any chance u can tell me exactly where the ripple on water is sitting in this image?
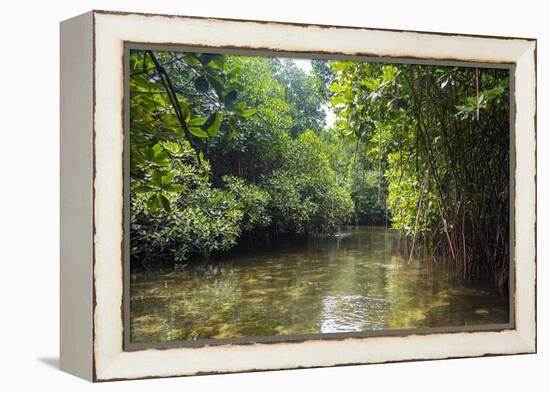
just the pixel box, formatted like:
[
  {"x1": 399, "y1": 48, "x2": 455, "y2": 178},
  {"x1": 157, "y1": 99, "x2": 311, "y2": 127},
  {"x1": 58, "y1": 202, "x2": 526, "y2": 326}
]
[{"x1": 320, "y1": 295, "x2": 389, "y2": 333}]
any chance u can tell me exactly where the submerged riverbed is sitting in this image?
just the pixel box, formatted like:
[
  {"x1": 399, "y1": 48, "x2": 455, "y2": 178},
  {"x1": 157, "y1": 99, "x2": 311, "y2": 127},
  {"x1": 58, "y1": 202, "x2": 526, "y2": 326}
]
[{"x1": 130, "y1": 226, "x2": 509, "y2": 343}]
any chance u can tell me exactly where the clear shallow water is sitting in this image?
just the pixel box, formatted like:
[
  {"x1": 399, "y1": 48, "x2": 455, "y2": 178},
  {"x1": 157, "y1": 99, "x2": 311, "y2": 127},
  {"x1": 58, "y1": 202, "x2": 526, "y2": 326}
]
[{"x1": 130, "y1": 227, "x2": 509, "y2": 343}]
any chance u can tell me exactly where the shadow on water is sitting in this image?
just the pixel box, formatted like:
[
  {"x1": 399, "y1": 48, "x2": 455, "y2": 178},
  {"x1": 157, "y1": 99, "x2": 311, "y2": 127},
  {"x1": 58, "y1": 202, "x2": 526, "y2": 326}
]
[{"x1": 130, "y1": 226, "x2": 509, "y2": 343}]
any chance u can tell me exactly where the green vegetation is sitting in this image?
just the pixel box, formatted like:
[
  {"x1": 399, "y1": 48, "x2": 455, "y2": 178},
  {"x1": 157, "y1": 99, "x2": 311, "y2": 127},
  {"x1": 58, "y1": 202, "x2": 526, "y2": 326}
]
[{"x1": 130, "y1": 50, "x2": 509, "y2": 291}]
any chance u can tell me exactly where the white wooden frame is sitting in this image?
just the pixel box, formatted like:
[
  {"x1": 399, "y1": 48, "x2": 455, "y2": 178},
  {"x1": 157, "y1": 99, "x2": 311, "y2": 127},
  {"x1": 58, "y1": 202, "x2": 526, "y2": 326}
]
[{"x1": 60, "y1": 10, "x2": 537, "y2": 382}]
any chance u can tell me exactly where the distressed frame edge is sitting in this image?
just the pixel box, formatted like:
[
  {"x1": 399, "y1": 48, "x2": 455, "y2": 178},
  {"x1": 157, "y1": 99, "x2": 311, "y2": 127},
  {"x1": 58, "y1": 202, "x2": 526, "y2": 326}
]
[
  {"x1": 89, "y1": 11, "x2": 537, "y2": 381},
  {"x1": 59, "y1": 11, "x2": 95, "y2": 382},
  {"x1": 511, "y1": 41, "x2": 537, "y2": 353},
  {"x1": 90, "y1": 9, "x2": 537, "y2": 42}
]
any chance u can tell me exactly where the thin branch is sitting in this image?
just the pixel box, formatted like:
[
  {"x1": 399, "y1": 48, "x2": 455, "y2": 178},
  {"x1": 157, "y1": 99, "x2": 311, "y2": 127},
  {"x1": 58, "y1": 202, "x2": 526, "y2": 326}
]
[{"x1": 146, "y1": 50, "x2": 202, "y2": 165}]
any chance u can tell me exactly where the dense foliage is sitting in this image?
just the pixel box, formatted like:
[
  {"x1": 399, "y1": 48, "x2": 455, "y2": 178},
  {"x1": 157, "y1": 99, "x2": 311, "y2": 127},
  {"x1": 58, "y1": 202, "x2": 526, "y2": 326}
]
[
  {"x1": 130, "y1": 51, "x2": 355, "y2": 266},
  {"x1": 329, "y1": 62, "x2": 510, "y2": 288},
  {"x1": 129, "y1": 50, "x2": 510, "y2": 291}
]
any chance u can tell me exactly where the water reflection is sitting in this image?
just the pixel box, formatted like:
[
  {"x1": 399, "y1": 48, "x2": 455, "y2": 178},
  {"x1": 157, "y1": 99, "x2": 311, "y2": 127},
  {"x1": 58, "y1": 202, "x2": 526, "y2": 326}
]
[
  {"x1": 320, "y1": 295, "x2": 388, "y2": 333},
  {"x1": 130, "y1": 227, "x2": 509, "y2": 343}
]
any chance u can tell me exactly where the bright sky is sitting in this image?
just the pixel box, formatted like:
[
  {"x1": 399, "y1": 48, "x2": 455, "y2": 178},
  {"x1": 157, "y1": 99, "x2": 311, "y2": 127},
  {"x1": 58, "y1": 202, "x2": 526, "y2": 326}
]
[
  {"x1": 290, "y1": 58, "x2": 336, "y2": 128},
  {"x1": 292, "y1": 58, "x2": 313, "y2": 73}
]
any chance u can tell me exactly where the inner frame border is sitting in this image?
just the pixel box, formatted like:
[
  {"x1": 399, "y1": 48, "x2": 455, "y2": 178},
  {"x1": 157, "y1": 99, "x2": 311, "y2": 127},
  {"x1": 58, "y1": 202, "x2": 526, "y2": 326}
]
[{"x1": 122, "y1": 41, "x2": 517, "y2": 352}]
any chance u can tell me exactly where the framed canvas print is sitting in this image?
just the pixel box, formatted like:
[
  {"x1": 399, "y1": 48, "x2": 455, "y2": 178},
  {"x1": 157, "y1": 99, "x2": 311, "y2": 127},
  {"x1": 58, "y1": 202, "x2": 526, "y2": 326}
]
[{"x1": 60, "y1": 10, "x2": 537, "y2": 381}]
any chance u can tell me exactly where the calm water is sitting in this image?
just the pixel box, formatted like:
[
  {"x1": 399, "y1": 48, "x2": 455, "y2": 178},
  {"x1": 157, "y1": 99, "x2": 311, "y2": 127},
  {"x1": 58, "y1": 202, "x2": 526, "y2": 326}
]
[{"x1": 130, "y1": 227, "x2": 509, "y2": 343}]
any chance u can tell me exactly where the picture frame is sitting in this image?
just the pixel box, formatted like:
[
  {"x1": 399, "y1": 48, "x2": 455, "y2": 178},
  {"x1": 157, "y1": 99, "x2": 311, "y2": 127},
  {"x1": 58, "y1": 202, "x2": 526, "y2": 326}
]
[{"x1": 60, "y1": 10, "x2": 536, "y2": 381}]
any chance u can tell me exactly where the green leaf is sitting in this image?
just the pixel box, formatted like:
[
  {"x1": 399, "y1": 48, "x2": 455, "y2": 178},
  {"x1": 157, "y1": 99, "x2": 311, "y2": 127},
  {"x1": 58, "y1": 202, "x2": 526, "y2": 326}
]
[
  {"x1": 188, "y1": 117, "x2": 206, "y2": 126},
  {"x1": 194, "y1": 76, "x2": 209, "y2": 93},
  {"x1": 145, "y1": 147, "x2": 155, "y2": 161},
  {"x1": 154, "y1": 149, "x2": 169, "y2": 163},
  {"x1": 147, "y1": 194, "x2": 159, "y2": 212},
  {"x1": 200, "y1": 54, "x2": 226, "y2": 69},
  {"x1": 152, "y1": 143, "x2": 163, "y2": 155},
  {"x1": 228, "y1": 101, "x2": 246, "y2": 111},
  {"x1": 183, "y1": 54, "x2": 200, "y2": 65},
  {"x1": 152, "y1": 171, "x2": 163, "y2": 186},
  {"x1": 224, "y1": 90, "x2": 238, "y2": 105},
  {"x1": 210, "y1": 55, "x2": 227, "y2": 70},
  {"x1": 198, "y1": 53, "x2": 217, "y2": 65},
  {"x1": 206, "y1": 74, "x2": 225, "y2": 97},
  {"x1": 143, "y1": 54, "x2": 153, "y2": 71},
  {"x1": 330, "y1": 95, "x2": 346, "y2": 106},
  {"x1": 130, "y1": 55, "x2": 140, "y2": 72},
  {"x1": 134, "y1": 185, "x2": 154, "y2": 193},
  {"x1": 163, "y1": 184, "x2": 185, "y2": 192},
  {"x1": 189, "y1": 127, "x2": 208, "y2": 138},
  {"x1": 201, "y1": 112, "x2": 223, "y2": 136},
  {"x1": 179, "y1": 100, "x2": 191, "y2": 121},
  {"x1": 159, "y1": 194, "x2": 171, "y2": 212},
  {"x1": 230, "y1": 102, "x2": 257, "y2": 118},
  {"x1": 161, "y1": 171, "x2": 175, "y2": 184},
  {"x1": 239, "y1": 108, "x2": 257, "y2": 118}
]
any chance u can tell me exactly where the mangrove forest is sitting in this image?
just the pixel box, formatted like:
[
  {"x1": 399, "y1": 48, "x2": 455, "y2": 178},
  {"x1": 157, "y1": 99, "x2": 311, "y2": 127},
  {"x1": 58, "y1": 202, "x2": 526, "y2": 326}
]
[{"x1": 129, "y1": 50, "x2": 510, "y2": 342}]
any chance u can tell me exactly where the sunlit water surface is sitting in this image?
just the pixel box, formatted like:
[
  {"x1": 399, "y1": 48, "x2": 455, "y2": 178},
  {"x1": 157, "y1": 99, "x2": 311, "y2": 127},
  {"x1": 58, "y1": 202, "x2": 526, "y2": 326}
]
[{"x1": 130, "y1": 227, "x2": 509, "y2": 343}]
